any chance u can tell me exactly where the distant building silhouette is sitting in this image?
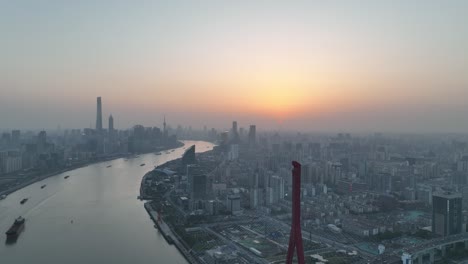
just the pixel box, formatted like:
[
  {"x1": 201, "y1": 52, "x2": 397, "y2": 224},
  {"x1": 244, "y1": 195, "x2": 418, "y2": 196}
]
[
  {"x1": 248, "y1": 125, "x2": 256, "y2": 146},
  {"x1": 231, "y1": 121, "x2": 239, "y2": 142},
  {"x1": 163, "y1": 115, "x2": 167, "y2": 139},
  {"x1": 432, "y1": 192, "x2": 462, "y2": 236},
  {"x1": 96, "y1": 97, "x2": 103, "y2": 132},
  {"x1": 1, "y1": 132, "x2": 11, "y2": 147},
  {"x1": 108, "y1": 114, "x2": 114, "y2": 132},
  {"x1": 182, "y1": 145, "x2": 196, "y2": 166},
  {"x1": 220, "y1": 131, "x2": 229, "y2": 147},
  {"x1": 227, "y1": 144, "x2": 239, "y2": 160},
  {"x1": 232, "y1": 121, "x2": 237, "y2": 134},
  {"x1": 37, "y1": 131, "x2": 47, "y2": 152},
  {"x1": 11, "y1": 130, "x2": 20, "y2": 146}
]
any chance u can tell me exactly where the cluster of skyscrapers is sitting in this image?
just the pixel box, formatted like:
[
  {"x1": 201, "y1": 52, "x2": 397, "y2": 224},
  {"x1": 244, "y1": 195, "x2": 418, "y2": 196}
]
[
  {"x1": 141, "y1": 126, "x2": 468, "y2": 264},
  {"x1": 0, "y1": 96, "x2": 182, "y2": 194}
]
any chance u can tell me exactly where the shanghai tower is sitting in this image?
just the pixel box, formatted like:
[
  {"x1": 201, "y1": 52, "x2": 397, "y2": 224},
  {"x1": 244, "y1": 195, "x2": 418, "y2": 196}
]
[{"x1": 96, "y1": 97, "x2": 103, "y2": 132}]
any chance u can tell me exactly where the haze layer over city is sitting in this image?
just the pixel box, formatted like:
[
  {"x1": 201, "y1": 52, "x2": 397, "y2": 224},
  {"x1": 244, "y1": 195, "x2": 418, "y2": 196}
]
[
  {"x1": 1, "y1": 0, "x2": 468, "y2": 132},
  {"x1": 1, "y1": 1, "x2": 468, "y2": 264}
]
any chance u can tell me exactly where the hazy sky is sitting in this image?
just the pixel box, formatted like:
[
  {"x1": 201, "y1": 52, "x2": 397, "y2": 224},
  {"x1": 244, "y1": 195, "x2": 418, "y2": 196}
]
[{"x1": 1, "y1": 0, "x2": 467, "y2": 132}]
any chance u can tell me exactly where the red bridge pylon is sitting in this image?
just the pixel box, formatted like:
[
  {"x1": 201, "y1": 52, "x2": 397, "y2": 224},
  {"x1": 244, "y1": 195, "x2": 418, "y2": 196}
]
[{"x1": 286, "y1": 161, "x2": 305, "y2": 264}]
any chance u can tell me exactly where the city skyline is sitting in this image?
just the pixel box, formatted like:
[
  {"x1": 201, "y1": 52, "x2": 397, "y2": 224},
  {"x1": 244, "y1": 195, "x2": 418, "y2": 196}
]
[
  {"x1": 3, "y1": 2, "x2": 468, "y2": 264},
  {"x1": 1, "y1": 1, "x2": 468, "y2": 132}
]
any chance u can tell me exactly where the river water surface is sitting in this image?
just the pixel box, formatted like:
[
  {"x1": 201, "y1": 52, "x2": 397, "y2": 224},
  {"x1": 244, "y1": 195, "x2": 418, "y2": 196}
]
[{"x1": 0, "y1": 140, "x2": 214, "y2": 264}]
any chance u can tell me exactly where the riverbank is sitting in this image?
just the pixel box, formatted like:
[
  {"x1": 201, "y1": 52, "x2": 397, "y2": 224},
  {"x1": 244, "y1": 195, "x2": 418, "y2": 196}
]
[
  {"x1": 144, "y1": 202, "x2": 199, "y2": 264},
  {"x1": 0, "y1": 141, "x2": 184, "y2": 197},
  {"x1": 1, "y1": 141, "x2": 214, "y2": 264},
  {"x1": 139, "y1": 157, "x2": 182, "y2": 200},
  {"x1": 140, "y1": 146, "x2": 218, "y2": 264}
]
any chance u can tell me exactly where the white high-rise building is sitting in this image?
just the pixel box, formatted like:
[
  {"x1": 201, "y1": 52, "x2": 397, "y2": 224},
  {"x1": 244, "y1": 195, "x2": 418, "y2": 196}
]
[
  {"x1": 249, "y1": 189, "x2": 258, "y2": 209},
  {"x1": 270, "y1": 175, "x2": 285, "y2": 204},
  {"x1": 227, "y1": 144, "x2": 239, "y2": 160}
]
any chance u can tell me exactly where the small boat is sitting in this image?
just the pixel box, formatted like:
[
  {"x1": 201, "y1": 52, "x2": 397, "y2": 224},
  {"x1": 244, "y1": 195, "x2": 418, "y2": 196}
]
[
  {"x1": 140, "y1": 163, "x2": 145, "y2": 166},
  {"x1": 106, "y1": 165, "x2": 112, "y2": 168},
  {"x1": 5, "y1": 216, "x2": 25, "y2": 239},
  {"x1": 20, "y1": 198, "x2": 28, "y2": 205},
  {"x1": 41, "y1": 185, "x2": 46, "y2": 189},
  {"x1": 64, "y1": 175, "x2": 70, "y2": 179},
  {"x1": 171, "y1": 150, "x2": 175, "y2": 152},
  {"x1": 0, "y1": 194, "x2": 6, "y2": 200},
  {"x1": 155, "y1": 152, "x2": 162, "y2": 155}
]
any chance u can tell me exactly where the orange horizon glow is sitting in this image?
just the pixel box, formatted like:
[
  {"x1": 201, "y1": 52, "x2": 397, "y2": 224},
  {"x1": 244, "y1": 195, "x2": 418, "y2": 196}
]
[{"x1": 102, "y1": 68, "x2": 395, "y2": 124}]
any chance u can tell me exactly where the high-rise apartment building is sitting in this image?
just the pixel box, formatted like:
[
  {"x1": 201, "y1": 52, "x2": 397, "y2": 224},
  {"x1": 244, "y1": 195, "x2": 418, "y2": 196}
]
[{"x1": 432, "y1": 192, "x2": 462, "y2": 236}]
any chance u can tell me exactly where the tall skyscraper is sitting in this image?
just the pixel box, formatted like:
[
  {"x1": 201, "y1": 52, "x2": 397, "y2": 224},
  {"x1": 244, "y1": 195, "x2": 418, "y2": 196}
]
[
  {"x1": 248, "y1": 125, "x2": 256, "y2": 146},
  {"x1": 187, "y1": 164, "x2": 207, "y2": 202},
  {"x1": 249, "y1": 171, "x2": 259, "y2": 209},
  {"x1": 231, "y1": 121, "x2": 239, "y2": 142},
  {"x1": 250, "y1": 171, "x2": 259, "y2": 189},
  {"x1": 232, "y1": 121, "x2": 237, "y2": 134},
  {"x1": 270, "y1": 175, "x2": 285, "y2": 204},
  {"x1": 96, "y1": 97, "x2": 103, "y2": 132},
  {"x1": 249, "y1": 188, "x2": 258, "y2": 209},
  {"x1": 108, "y1": 114, "x2": 114, "y2": 131},
  {"x1": 432, "y1": 192, "x2": 462, "y2": 236}
]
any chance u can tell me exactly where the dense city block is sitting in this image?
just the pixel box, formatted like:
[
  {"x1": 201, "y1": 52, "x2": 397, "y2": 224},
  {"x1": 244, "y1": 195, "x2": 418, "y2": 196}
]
[{"x1": 140, "y1": 121, "x2": 468, "y2": 264}]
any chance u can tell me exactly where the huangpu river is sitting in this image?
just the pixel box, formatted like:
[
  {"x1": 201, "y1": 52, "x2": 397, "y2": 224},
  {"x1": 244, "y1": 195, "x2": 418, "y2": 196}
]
[{"x1": 0, "y1": 141, "x2": 214, "y2": 264}]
